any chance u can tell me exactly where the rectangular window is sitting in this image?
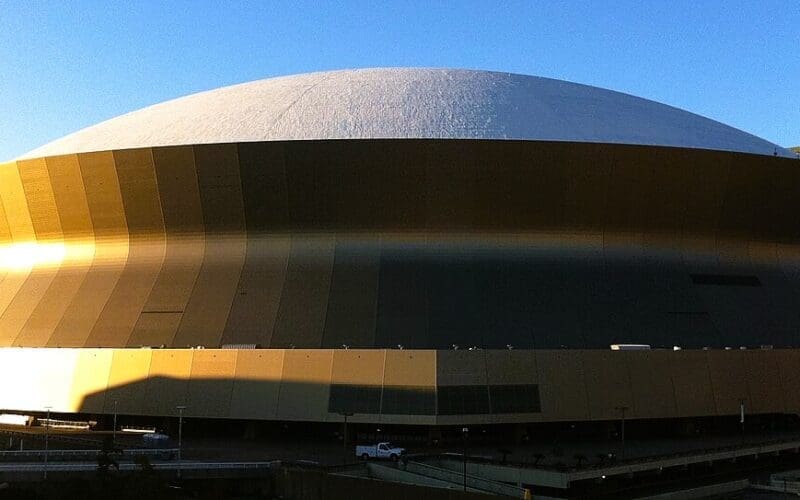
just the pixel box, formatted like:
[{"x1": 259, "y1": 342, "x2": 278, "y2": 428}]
[
  {"x1": 489, "y1": 384, "x2": 541, "y2": 414},
  {"x1": 328, "y1": 384, "x2": 382, "y2": 414},
  {"x1": 381, "y1": 385, "x2": 436, "y2": 415},
  {"x1": 437, "y1": 385, "x2": 491, "y2": 415},
  {"x1": 690, "y1": 274, "x2": 761, "y2": 287}
]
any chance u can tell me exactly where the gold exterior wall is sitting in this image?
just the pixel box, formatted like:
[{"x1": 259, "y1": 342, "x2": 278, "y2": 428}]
[
  {"x1": 0, "y1": 347, "x2": 797, "y2": 424},
  {"x1": 1, "y1": 139, "x2": 800, "y2": 423}
]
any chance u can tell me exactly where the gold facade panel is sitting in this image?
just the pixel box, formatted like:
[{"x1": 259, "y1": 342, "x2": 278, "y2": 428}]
[
  {"x1": 104, "y1": 349, "x2": 153, "y2": 415},
  {"x1": 582, "y1": 351, "x2": 635, "y2": 420},
  {"x1": 330, "y1": 349, "x2": 385, "y2": 385},
  {"x1": 706, "y1": 350, "x2": 748, "y2": 415},
  {"x1": 88, "y1": 149, "x2": 165, "y2": 346},
  {"x1": 383, "y1": 350, "x2": 436, "y2": 387},
  {"x1": 222, "y1": 236, "x2": 290, "y2": 347},
  {"x1": 143, "y1": 349, "x2": 193, "y2": 415},
  {"x1": 744, "y1": 350, "x2": 786, "y2": 414},
  {"x1": 670, "y1": 351, "x2": 715, "y2": 417},
  {"x1": 5, "y1": 269, "x2": 59, "y2": 346},
  {"x1": 625, "y1": 350, "x2": 677, "y2": 419},
  {"x1": 53, "y1": 153, "x2": 130, "y2": 347},
  {"x1": 77, "y1": 151, "x2": 128, "y2": 238},
  {"x1": 277, "y1": 349, "x2": 334, "y2": 420},
  {"x1": 536, "y1": 350, "x2": 589, "y2": 421},
  {"x1": 271, "y1": 237, "x2": 335, "y2": 348},
  {"x1": 0, "y1": 161, "x2": 35, "y2": 242},
  {"x1": 16, "y1": 158, "x2": 62, "y2": 241},
  {"x1": 86, "y1": 241, "x2": 164, "y2": 347},
  {"x1": 187, "y1": 349, "x2": 237, "y2": 417},
  {"x1": 436, "y1": 350, "x2": 488, "y2": 386},
  {"x1": 322, "y1": 239, "x2": 380, "y2": 348},
  {"x1": 129, "y1": 147, "x2": 204, "y2": 346},
  {"x1": 69, "y1": 349, "x2": 114, "y2": 413},
  {"x1": 229, "y1": 349, "x2": 284, "y2": 419},
  {"x1": 485, "y1": 350, "x2": 538, "y2": 385},
  {"x1": 776, "y1": 350, "x2": 800, "y2": 413}
]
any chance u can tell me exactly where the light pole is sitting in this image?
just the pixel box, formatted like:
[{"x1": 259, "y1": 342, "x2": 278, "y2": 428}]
[
  {"x1": 112, "y1": 400, "x2": 118, "y2": 447},
  {"x1": 339, "y1": 412, "x2": 353, "y2": 464},
  {"x1": 43, "y1": 406, "x2": 51, "y2": 480},
  {"x1": 176, "y1": 405, "x2": 186, "y2": 477},
  {"x1": 462, "y1": 427, "x2": 469, "y2": 492},
  {"x1": 615, "y1": 406, "x2": 629, "y2": 460}
]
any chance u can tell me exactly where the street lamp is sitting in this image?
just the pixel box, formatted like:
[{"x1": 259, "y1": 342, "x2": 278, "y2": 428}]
[
  {"x1": 615, "y1": 406, "x2": 629, "y2": 460},
  {"x1": 112, "y1": 400, "x2": 118, "y2": 447},
  {"x1": 43, "y1": 406, "x2": 51, "y2": 480},
  {"x1": 176, "y1": 405, "x2": 186, "y2": 470},
  {"x1": 462, "y1": 427, "x2": 469, "y2": 492},
  {"x1": 339, "y1": 412, "x2": 354, "y2": 464}
]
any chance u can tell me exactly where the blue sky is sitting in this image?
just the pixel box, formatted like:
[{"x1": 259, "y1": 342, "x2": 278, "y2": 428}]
[{"x1": 1, "y1": 1, "x2": 798, "y2": 160}]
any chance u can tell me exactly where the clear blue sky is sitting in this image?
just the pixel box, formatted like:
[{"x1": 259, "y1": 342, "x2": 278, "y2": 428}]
[{"x1": 1, "y1": 0, "x2": 798, "y2": 160}]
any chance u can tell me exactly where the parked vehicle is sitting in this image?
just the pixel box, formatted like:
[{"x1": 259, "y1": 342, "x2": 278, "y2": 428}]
[{"x1": 356, "y1": 442, "x2": 406, "y2": 460}]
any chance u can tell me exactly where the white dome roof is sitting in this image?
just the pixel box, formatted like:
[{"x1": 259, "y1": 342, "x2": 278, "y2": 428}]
[{"x1": 20, "y1": 68, "x2": 793, "y2": 159}]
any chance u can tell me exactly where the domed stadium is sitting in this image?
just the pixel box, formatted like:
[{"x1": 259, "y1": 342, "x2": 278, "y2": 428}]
[{"x1": 0, "y1": 68, "x2": 798, "y2": 425}]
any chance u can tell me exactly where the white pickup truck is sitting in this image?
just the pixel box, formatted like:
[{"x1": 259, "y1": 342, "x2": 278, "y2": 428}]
[{"x1": 356, "y1": 442, "x2": 406, "y2": 460}]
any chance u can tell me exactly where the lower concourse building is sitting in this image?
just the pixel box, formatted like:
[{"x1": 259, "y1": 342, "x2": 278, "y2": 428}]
[{"x1": 0, "y1": 68, "x2": 799, "y2": 425}]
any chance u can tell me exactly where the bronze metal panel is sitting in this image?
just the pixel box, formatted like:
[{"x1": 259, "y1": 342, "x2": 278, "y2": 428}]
[
  {"x1": 142, "y1": 349, "x2": 193, "y2": 416},
  {"x1": 485, "y1": 350, "x2": 538, "y2": 385},
  {"x1": 229, "y1": 349, "x2": 284, "y2": 419},
  {"x1": 582, "y1": 350, "x2": 635, "y2": 420},
  {"x1": 705, "y1": 350, "x2": 749, "y2": 416},
  {"x1": 322, "y1": 238, "x2": 380, "y2": 348},
  {"x1": 53, "y1": 152, "x2": 128, "y2": 347},
  {"x1": 172, "y1": 144, "x2": 246, "y2": 348},
  {"x1": 86, "y1": 149, "x2": 165, "y2": 347},
  {"x1": 23, "y1": 155, "x2": 94, "y2": 346},
  {"x1": 744, "y1": 349, "x2": 785, "y2": 414},
  {"x1": 187, "y1": 349, "x2": 237, "y2": 418},
  {"x1": 7, "y1": 158, "x2": 63, "y2": 346},
  {"x1": 270, "y1": 236, "x2": 335, "y2": 348},
  {"x1": 382, "y1": 349, "x2": 436, "y2": 423},
  {"x1": 276, "y1": 349, "x2": 333, "y2": 420},
  {"x1": 776, "y1": 350, "x2": 800, "y2": 413},
  {"x1": 129, "y1": 146, "x2": 204, "y2": 347},
  {"x1": 536, "y1": 350, "x2": 589, "y2": 421},
  {"x1": 237, "y1": 142, "x2": 289, "y2": 232},
  {"x1": 0, "y1": 162, "x2": 37, "y2": 345},
  {"x1": 330, "y1": 349, "x2": 385, "y2": 385},
  {"x1": 423, "y1": 140, "x2": 478, "y2": 230},
  {"x1": 17, "y1": 158, "x2": 62, "y2": 241},
  {"x1": 221, "y1": 236, "x2": 290, "y2": 347},
  {"x1": 69, "y1": 349, "x2": 114, "y2": 413},
  {"x1": 436, "y1": 350, "x2": 488, "y2": 386},
  {"x1": 625, "y1": 350, "x2": 677, "y2": 419},
  {"x1": 329, "y1": 350, "x2": 385, "y2": 421},
  {"x1": 670, "y1": 350, "x2": 716, "y2": 417},
  {"x1": 104, "y1": 349, "x2": 153, "y2": 415}
]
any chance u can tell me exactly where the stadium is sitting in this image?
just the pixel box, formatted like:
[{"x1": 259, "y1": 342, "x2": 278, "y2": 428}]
[{"x1": 0, "y1": 67, "x2": 798, "y2": 429}]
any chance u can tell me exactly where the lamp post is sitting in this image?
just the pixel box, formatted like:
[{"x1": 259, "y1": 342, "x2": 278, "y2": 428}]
[
  {"x1": 462, "y1": 427, "x2": 469, "y2": 492},
  {"x1": 339, "y1": 412, "x2": 354, "y2": 464},
  {"x1": 176, "y1": 405, "x2": 186, "y2": 478},
  {"x1": 112, "y1": 400, "x2": 118, "y2": 447},
  {"x1": 615, "y1": 406, "x2": 629, "y2": 460},
  {"x1": 43, "y1": 406, "x2": 51, "y2": 480}
]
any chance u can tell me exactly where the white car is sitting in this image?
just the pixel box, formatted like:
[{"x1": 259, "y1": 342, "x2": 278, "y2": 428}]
[{"x1": 356, "y1": 442, "x2": 406, "y2": 460}]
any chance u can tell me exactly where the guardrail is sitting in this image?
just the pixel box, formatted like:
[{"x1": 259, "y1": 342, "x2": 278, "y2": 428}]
[{"x1": 0, "y1": 448, "x2": 178, "y2": 462}]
